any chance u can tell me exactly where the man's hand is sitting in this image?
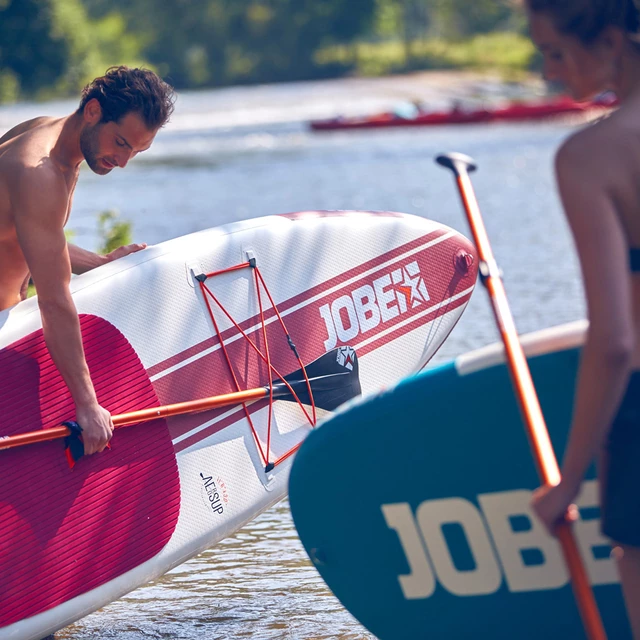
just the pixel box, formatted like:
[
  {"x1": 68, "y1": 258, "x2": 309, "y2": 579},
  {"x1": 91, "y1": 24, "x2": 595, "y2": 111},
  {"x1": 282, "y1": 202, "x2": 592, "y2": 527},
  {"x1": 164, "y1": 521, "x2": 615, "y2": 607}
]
[
  {"x1": 68, "y1": 242, "x2": 147, "y2": 274},
  {"x1": 75, "y1": 402, "x2": 114, "y2": 455},
  {"x1": 104, "y1": 243, "x2": 147, "y2": 263}
]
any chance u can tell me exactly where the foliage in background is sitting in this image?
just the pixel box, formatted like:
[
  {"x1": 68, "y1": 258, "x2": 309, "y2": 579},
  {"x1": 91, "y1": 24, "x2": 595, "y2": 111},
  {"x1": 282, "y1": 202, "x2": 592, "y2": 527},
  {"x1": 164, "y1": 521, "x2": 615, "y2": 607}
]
[
  {"x1": 316, "y1": 31, "x2": 536, "y2": 81},
  {"x1": 0, "y1": 0, "x2": 533, "y2": 103},
  {"x1": 96, "y1": 210, "x2": 132, "y2": 255},
  {"x1": 83, "y1": 0, "x2": 377, "y2": 88},
  {"x1": 0, "y1": 0, "x2": 147, "y2": 101},
  {"x1": 426, "y1": 0, "x2": 522, "y2": 38},
  {"x1": 26, "y1": 213, "x2": 132, "y2": 298}
]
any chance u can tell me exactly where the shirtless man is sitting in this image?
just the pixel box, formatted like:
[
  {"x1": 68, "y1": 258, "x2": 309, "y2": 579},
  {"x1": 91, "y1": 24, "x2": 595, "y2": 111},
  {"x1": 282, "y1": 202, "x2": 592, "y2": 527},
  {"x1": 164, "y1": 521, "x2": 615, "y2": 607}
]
[{"x1": 0, "y1": 66, "x2": 175, "y2": 456}]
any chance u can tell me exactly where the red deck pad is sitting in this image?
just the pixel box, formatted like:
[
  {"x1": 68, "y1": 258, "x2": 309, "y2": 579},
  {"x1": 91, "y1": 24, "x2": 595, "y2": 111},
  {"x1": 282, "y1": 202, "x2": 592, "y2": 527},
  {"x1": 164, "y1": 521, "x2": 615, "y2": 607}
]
[{"x1": 0, "y1": 315, "x2": 180, "y2": 629}]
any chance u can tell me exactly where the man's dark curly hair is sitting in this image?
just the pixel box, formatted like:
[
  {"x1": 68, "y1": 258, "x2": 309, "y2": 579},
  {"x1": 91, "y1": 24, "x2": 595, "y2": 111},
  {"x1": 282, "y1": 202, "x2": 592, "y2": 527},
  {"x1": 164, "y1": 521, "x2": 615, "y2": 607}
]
[{"x1": 77, "y1": 66, "x2": 176, "y2": 129}]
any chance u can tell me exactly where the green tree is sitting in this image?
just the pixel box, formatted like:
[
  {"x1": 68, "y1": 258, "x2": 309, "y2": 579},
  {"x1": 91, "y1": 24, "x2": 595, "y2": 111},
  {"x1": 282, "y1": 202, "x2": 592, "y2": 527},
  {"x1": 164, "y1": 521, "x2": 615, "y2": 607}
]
[
  {"x1": 220, "y1": 0, "x2": 377, "y2": 83},
  {"x1": 0, "y1": 0, "x2": 147, "y2": 102},
  {"x1": 85, "y1": 0, "x2": 377, "y2": 87},
  {"x1": 0, "y1": 0, "x2": 70, "y2": 97},
  {"x1": 428, "y1": 0, "x2": 517, "y2": 38}
]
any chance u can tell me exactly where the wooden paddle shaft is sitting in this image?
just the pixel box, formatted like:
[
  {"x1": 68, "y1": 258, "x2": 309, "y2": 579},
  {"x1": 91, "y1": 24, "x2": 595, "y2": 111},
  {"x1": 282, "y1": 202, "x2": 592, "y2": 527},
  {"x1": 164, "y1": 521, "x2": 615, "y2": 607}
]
[{"x1": 454, "y1": 169, "x2": 607, "y2": 640}]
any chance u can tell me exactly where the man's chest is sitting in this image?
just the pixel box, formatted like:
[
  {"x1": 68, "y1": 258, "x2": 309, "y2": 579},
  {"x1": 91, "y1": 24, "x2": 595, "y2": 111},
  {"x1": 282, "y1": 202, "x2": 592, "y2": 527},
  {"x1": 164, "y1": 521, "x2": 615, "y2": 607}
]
[{"x1": 62, "y1": 170, "x2": 79, "y2": 226}]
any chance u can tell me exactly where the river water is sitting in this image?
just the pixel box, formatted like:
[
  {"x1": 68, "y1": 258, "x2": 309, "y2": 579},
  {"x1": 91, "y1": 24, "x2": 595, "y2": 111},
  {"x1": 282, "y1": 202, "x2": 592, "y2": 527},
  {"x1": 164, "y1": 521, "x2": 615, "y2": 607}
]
[{"x1": 0, "y1": 72, "x2": 592, "y2": 639}]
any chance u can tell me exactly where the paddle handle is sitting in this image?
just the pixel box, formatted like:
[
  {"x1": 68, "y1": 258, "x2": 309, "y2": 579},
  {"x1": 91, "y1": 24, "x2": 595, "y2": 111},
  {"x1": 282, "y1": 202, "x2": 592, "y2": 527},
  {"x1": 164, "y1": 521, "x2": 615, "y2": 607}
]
[
  {"x1": 438, "y1": 153, "x2": 607, "y2": 640},
  {"x1": 0, "y1": 387, "x2": 269, "y2": 452}
]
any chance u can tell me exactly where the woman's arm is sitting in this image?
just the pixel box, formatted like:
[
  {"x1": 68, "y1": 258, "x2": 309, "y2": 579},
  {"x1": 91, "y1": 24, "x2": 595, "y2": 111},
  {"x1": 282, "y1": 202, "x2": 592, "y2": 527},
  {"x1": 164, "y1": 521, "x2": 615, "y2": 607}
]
[{"x1": 532, "y1": 132, "x2": 634, "y2": 532}]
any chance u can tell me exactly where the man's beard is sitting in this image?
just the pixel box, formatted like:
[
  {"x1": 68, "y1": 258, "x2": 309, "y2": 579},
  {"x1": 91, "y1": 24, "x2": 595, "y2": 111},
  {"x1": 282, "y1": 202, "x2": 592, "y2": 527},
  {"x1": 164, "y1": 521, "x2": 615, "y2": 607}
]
[{"x1": 80, "y1": 123, "x2": 109, "y2": 175}]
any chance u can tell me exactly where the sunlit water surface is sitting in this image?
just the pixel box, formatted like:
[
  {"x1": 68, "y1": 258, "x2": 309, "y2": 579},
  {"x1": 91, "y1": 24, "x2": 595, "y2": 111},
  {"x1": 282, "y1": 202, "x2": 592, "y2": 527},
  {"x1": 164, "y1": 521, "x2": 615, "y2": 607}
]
[{"x1": 0, "y1": 73, "x2": 594, "y2": 639}]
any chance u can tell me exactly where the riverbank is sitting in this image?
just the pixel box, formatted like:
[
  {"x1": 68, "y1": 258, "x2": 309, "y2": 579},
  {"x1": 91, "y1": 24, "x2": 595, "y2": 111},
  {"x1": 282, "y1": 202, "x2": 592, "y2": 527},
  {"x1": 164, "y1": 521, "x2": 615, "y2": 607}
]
[
  {"x1": 0, "y1": 69, "x2": 550, "y2": 137},
  {"x1": 291, "y1": 68, "x2": 550, "y2": 121},
  {"x1": 211, "y1": 68, "x2": 551, "y2": 124}
]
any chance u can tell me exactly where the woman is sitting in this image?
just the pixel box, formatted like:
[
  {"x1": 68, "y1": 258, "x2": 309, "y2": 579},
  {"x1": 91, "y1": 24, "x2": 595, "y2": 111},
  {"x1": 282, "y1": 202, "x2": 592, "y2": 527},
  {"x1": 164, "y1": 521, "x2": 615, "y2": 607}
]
[{"x1": 527, "y1": 0, "x2": 640, "y2": 634}]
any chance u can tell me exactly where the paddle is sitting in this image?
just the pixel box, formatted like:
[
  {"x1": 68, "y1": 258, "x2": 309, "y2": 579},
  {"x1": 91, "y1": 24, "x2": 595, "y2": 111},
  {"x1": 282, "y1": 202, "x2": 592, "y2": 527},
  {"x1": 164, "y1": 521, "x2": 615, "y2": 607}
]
[
  {"x1": 0, "y1": 346, "x2": 361, "y2": 452},
  {"x1": 436, "y1": 153, "x2": 607, "y2": 640}
]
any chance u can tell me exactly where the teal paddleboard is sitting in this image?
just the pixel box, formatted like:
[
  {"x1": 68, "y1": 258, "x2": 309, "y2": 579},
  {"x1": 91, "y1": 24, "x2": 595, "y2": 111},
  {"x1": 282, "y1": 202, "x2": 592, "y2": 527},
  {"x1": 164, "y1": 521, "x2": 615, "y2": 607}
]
[{"x1": 289, "y1": 320, "x2": 631, "y2": 639}]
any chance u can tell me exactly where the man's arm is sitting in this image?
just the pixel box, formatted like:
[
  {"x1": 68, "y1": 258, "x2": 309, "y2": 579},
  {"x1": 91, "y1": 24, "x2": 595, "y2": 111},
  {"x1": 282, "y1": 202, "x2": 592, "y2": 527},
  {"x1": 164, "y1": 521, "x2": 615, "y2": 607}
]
[
  {"x1": 14, "y1": 165, "x2": 113, "y2": 455},
  {"x1": 68, "y1": 242, "x2": 147, "y2": 275}
]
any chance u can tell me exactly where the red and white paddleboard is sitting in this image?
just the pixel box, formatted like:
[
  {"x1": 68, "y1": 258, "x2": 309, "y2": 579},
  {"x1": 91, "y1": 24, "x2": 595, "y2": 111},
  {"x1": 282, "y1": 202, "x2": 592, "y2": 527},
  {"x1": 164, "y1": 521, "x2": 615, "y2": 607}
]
[{"x1": 0, "y1": 211, "x2": 477, "y2": 640}]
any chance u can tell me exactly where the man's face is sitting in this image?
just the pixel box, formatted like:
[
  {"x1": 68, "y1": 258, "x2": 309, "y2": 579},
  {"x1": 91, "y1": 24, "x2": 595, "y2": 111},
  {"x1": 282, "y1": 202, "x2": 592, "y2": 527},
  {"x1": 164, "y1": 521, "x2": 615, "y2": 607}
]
[{"x1": 80, "y1": 111, "x2": 158, "y2": 175}]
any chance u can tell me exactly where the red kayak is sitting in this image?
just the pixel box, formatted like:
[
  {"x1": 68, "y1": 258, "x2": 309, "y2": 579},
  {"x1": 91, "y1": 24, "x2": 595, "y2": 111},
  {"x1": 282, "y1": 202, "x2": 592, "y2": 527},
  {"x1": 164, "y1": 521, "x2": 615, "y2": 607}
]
[{"x1": 310, "y1": 96, "x2": 616, "y2": 131}]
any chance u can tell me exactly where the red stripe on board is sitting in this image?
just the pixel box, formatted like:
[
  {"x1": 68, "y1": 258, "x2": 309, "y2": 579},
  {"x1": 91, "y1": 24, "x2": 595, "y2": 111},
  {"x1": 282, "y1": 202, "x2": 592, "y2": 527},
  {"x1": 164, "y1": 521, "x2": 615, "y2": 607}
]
[
  {"x1": 147, "y1": 228, "x2": 450, "y2": 378},
  {"x1": 171, "y1": 292, "x2": 472, "y2": 455},
  {"x1": 153, "y1": 234, "x2": 476, "y2": 450},
  {"x1": 0, "y1": 315, "x2": 180, "y2": 629}
]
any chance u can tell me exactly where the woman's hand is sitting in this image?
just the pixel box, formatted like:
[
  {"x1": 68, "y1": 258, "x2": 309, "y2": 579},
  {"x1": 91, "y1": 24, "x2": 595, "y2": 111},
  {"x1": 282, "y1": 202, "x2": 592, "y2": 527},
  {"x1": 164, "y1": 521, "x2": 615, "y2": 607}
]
[{"x1": 531, "y1": 480, "x2": 580, "y2": 536}]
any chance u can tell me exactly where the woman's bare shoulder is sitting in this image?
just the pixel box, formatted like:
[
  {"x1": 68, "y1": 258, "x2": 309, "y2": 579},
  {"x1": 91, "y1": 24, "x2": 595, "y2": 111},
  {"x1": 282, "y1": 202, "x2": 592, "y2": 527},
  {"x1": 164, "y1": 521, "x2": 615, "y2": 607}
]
[{"x1": 556, "y1": 110, "x2": 632, "y2": 176}]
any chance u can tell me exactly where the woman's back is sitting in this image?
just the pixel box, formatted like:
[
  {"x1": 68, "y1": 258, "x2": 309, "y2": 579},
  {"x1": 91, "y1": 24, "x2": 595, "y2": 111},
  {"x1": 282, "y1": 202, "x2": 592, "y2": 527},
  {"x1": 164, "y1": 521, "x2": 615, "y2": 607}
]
[{"x1": 571, "y1": 102, "x2": 640, "y2": 365}]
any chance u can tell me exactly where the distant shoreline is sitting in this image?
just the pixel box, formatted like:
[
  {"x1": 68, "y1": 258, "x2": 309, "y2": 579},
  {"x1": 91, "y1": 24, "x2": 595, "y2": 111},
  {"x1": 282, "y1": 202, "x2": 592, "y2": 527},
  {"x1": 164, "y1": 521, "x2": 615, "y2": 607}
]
[
  {"x1": 308, "y1": 68, "x2": 549, "y2": 103},
  {"x1": 0, "y1": 69, "x2": 552, "y2": 136}
]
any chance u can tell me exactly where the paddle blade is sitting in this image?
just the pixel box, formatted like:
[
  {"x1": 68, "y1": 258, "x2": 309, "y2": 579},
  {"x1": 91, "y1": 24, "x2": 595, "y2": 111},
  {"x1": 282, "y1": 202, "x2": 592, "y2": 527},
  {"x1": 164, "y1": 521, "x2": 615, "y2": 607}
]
[{"x1": 271, "y1": 346, "x2": 361, "y2": 411}]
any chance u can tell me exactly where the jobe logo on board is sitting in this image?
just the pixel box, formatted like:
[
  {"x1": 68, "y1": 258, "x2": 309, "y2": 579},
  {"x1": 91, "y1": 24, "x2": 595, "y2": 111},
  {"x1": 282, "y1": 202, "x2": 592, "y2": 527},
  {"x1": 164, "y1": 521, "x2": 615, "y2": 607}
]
[
  {"x1": 381, "y1": 479, "x2": 618, "y2": 599},
  {"x1": 320, "y1": 260, "x2": 430, "y2": 350}
]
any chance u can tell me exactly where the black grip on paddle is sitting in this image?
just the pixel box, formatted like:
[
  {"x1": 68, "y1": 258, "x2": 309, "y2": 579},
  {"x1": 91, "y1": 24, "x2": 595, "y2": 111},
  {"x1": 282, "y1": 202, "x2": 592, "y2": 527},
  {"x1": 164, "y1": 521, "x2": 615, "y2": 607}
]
[
  {"x1": 436, "y1": 152, "x2": 477, "y2": 176},
  {"x1": 63, "y1": 420, "x2": 85, "y2": 468}
]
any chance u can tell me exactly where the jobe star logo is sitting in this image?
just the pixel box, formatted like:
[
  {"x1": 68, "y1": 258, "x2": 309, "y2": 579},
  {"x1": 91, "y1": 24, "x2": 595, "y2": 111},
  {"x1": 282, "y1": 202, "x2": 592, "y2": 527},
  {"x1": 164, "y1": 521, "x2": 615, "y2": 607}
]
[
  {"x1": 320, "y1": 260, "x2": 430, "y2": 350},
  {"x1": 336, "y1": 346, "x2": 356, "y2": 371}
]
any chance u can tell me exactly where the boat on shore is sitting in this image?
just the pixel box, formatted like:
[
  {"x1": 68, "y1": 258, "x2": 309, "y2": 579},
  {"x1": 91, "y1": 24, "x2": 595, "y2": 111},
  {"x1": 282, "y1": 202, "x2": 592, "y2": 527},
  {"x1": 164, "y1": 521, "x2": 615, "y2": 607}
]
[{"x1": 309, "y1": 95, "x2": 617, "y2": 131}]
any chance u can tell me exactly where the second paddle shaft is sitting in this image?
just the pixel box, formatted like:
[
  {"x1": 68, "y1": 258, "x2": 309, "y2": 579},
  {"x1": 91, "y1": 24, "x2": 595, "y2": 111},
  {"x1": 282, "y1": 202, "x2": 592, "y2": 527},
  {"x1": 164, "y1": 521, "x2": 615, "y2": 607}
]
[
  {"x1": 437, "y1": 152, "x2": 607, "y2": 640},
  {"x1": 455, "y1": 168, "x2": 561, "y2": 486}
]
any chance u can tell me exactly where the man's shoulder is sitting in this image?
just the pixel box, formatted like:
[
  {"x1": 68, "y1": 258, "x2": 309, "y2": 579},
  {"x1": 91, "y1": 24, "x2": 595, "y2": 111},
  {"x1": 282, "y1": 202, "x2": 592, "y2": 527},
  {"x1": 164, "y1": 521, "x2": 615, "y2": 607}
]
[
  {"x1": 0, "y1": 116, "x2": 56, "y2": 146},
  {"x1": 11, "y1": 160, "x2": 69, "y2": 214},
  {"x1": 0, "y1": 118, "x2": 61, "y2": 176}
]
